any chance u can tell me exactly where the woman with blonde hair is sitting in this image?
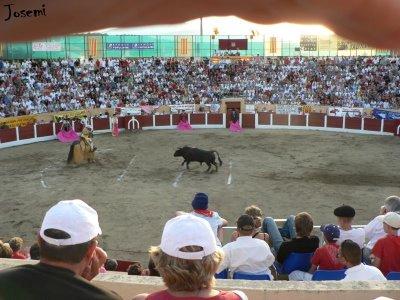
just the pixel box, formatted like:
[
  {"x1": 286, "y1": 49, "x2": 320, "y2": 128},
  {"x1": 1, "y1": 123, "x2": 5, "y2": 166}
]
[
  {"x1": 133, "y1": 214, "x2": 247, "y2": 300},
  {"x1": 231, "y1": 205, "x2": 269, "y2": 243}
]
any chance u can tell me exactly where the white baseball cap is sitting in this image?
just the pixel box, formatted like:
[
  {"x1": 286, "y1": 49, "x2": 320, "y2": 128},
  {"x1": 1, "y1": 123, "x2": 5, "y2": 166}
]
[
  {"x1": 383, "y1": 212, "x2": 400, "y2": 229},
  {"x1": 160, "y1": 214, "x2": 218, "y2": 260},
  {"x1": 40, "y1": 199, "x2": 102, "y2": 246}
]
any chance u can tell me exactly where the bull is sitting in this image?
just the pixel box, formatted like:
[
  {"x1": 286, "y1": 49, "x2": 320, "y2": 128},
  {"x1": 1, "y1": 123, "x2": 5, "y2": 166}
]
[{"x1": 174, "y1": 146, "x2": 223, "y2": 172}]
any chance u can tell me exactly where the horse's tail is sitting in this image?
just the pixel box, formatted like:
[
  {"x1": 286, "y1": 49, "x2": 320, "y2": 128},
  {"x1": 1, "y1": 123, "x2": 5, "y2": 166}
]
[
  {"x1": 212, "y1": 150, "x2": 223, "y2": 166},
  {"x1": 67, "y1": 141, "x2": 78, "y2": 164}
]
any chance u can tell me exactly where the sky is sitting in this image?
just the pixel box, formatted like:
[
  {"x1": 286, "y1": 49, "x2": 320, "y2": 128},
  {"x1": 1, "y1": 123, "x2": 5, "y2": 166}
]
[{"x1": 94, "y1": 16, "x2": 334, "y2": 39}]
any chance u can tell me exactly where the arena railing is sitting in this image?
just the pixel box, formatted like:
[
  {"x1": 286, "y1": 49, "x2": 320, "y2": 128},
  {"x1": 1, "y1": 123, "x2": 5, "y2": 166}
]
[{"x1": 0, "y1": 112, "x2": 397, "y2": 149}]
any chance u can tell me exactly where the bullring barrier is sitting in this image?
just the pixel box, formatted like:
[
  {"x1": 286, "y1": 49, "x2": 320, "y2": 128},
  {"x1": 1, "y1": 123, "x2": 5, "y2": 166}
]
[{"x1": 0, "y1": 112, "x2": 398, "y2": 149}]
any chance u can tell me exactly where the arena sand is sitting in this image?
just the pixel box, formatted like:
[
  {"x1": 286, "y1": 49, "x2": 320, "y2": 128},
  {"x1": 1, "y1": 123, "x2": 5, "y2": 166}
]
[{"x1": 0, "y1": 129, "x2": 399, "y2": 263}]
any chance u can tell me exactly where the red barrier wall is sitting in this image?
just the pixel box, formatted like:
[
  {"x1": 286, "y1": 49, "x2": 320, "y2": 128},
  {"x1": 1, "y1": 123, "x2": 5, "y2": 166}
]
[
  {"x1": 291, "y1": 115, "x2": 306, "y2": 126},
  {"x1": 55, "y1": 123, "x2": 63, "y2": 134},
  {"x1": 155, "y1": 115, "x2": 170, "y2": 126},
  {"x1": 0, "y1": 128, "x2": 17, "y2": 143},
  {"x1": 273, "y1": 114, "x2": 289, "y2": 125},
  {"x1": 345, "y1": 118, "x2": 362, "y2": 130},
  {"x1": 37, "y1": 123, "x2": 53, "y2": 137},
  {"x1": 18, "y1": 124, "x2": 35, "y2": 140},
  {"x1": 242, "y1": 114, "x2": 255, "y2": 128},
  {"x1": 327, "y1": 116, "x2": 342, "y2": 128},
  {"x1": 172, "y1": 114, "x2": 188, "y2": 125},
  {"x1": 190, "y1": 114, "x2": 205, "y2": 125},
  {"x1": 364, "y1": 119, "x2": 381, "y2": 131},
  {"x1": 93, "y1": 118, "x2": 110, "y2": 130},
  {"x1": 207, "y1": 113, "x2": 223, "y2": 125},
  {"x1": 383, "y1": 120, "x2": 399, "y2": 134},
  {"x1": 74, "y1": 121, "x2": 85, "y2": 132},
  {"x1": 309, "y1": 113, "x2": 324, "y2": 127},
  {"x1": 135, "y1": 115, "x2": 153, "y2": 128},
  {"x1": 258, "y1": 112, "x2": 270, "y2": 125}
]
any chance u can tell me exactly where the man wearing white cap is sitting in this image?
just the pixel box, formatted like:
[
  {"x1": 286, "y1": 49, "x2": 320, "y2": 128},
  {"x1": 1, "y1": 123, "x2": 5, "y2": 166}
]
[
  {"x1": 371, "y1": 212, "x2": 400, "y2": 276},
  {"x1": 0, "y1": 199, "x2": 122, "y2": 300}
]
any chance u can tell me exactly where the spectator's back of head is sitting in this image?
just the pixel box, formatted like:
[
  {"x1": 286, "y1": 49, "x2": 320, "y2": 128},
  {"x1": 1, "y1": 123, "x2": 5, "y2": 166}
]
[
  {"x1": 0, "y1": 243, "x2": 13, "y2": 258},
  {"x1": 340, "y1": 239, "x2": 362, "y2": 267},
  {"x1": 104, "y1": 258, "x2": 118, "y2": 271},
  {"x1": 29, "y1": 243, "x2": 40, "y2": 260},
  {"x1": 295, "y1": 212, "x2": 314, "y2": 237},
  {"x1": 8, "y1": 237, "x2": 23, "y2": 252},
  {"x1": 236, "y1": 214, "x2": 255, "y2": 235},
  {"x1": 38, "y1": 199, "x2": 102, "y2": 264},
  {"x1": 151, "y1": 214, "x2": 222, "y2": 292},
  {"x1": 127, "y1": 262, "x2": 143, "y2": 275},
  {"x1": 384, "y1": 196, "x2": 400, "y2": 213},
  {"x1": 244, "y1": 205, "x2": 263, "y2": 228}
]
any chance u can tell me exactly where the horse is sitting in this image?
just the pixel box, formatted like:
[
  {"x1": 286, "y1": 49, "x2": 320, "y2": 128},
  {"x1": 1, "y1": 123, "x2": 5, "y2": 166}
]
[{"x1": 67, "y1": 137, "x2": 96, "y2": 164}]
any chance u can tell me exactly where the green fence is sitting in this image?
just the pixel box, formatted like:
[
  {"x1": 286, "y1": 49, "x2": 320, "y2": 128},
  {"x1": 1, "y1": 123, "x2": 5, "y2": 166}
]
[{"x1": 0, "y1": 34, "x2": 392, "y2": 60}]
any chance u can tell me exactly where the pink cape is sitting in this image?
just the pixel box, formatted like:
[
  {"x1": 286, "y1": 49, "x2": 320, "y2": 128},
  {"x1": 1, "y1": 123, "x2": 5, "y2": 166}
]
[
  {"x1": 229, "y1": 121, "x2": 243, "y2": 133},
  {"x1": 57, "y1": 129, "x2": 79, "y2": 143},
  {"x1": 112, "y1": 122, "x2": 119, "y2": 137},
  {"x1": 177, "y1": 120, "x2": 192, "y2": 131}
]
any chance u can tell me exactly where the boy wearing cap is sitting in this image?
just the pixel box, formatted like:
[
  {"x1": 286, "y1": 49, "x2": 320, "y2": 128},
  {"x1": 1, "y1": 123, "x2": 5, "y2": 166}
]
[
  {"x1": 289, "y1": 224, "x2": 345, "y2": 281},
  {"x1": 217, "y1": 215, "x2": 275, "y2": 278},
  {"x1": 334, "y1": 205, "x2": 365, "y2": 248},
  {"x1": 371, "y1": 212, "x2": 400, "y2": 276},
  {"x1": 178, "y1": 192, "x2": 228, "y2": 247},
  {"x1": 0, "y1": 199, "x2": 122, "y2": 300},
  {"x1": 133, "y1": 214, "x2": 247, "y2": 300}
]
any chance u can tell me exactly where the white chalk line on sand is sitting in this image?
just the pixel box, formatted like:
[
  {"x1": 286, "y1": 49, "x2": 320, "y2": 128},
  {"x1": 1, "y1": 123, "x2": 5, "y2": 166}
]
[
  {"x1": 227, "y1": 160, "x2": 233, "y2": 185},
  {"x1": 97, "y1": 148, "x2": 113, "y2": 153},
  {"x1": 172, "y1": 171, "x2": 184, "y2": 188},
  {"x1": 39, "y1": 163, "x2": 61, "y2": 189},
  {"x1": 117, "y1": 156, "x2": 136, "y2": 182}
]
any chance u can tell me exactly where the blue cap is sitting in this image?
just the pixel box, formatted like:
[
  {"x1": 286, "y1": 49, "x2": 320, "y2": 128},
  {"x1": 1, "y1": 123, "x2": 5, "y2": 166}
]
[
  {"x1": 192, "y1": 193, "x2": 208, "y2": 210},
  {"x1": 320, "y1": 224, "x2": 340, "y2": 242}
]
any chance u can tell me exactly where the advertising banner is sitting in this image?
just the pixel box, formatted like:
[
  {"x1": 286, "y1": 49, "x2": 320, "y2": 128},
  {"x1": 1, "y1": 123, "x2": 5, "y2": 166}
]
[
  {"x1": 0, "y1": 115, "x2": 37, "y2": 128},
  {"x1": 372, "y1": 108, "x2": 400, "y2": 120},
  {"x1": 276, "y1": 105, "x2": 301, "y2": 115},
  {"x1": 169, "y1": 104, "x2": 195, "y2": 113},
  {"x1": 106, "y1": 43, "x2": 154, "y2": 50},
  {"x1": 32, "y1": 42, "x2": 62, "y2": 52},
  {"x1": 328, "y1": 107, "x2": 363, "y2": 117},
  {"x1": 120, "y1": 107, "x2": 142, "y2": 116}
]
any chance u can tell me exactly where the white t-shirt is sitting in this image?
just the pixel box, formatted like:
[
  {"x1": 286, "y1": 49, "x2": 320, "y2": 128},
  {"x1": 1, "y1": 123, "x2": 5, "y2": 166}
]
[
  {"x1": 342, "y1": 264, "x2": 386, "y2": 281},
  {"x1": 191, "y1": 211, "x2": 224, "y2": 246},
  {"x1": 364, "y1": 215, "x2": 386, "y2": 249},
  {"x1": 337, "y1": 228, "x2": 365, "y2": 248},
  {"x1": 217, "y1": 236, "x2": 275, "y2": 277}
]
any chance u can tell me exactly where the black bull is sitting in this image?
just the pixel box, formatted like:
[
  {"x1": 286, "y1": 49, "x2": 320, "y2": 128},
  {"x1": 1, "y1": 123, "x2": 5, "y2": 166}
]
[{"x1": 174, "y1": 146, "x2": 223, "y2": 172}]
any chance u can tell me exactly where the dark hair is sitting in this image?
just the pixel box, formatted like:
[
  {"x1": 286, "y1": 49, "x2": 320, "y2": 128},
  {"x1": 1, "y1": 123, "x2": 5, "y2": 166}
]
[
  {"x1": 295, "y1": 212, "x2": 314, "y2": 237},
  {"x1": 104, "y1": 258, "x2": 118, "y2": 271},
  {"x1": 340, "y1": 240, "x2": 361, "y2": 266},
  {"x1": 127, "y1": 262, "x2": 143, "y2": 275},
  {"x1": 38, "y1": 235, "x2": 96, "y2": 264},
  {"x1": 29, "y1": 243, "x2": 40, "y2": 260}
]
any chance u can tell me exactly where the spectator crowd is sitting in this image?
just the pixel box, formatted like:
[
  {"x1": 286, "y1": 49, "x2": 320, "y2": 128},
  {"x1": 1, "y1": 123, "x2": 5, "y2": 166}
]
[
  {"x1": 0, "y1": 194, "x2": 399, "y2": 299},
  {"x1": 1, "y1": 56, "x2": 400, "y2": 118}
]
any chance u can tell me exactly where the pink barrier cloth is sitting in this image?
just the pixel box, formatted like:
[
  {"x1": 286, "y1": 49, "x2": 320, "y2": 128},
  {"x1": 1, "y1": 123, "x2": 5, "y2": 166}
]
[
  {"x1": 229, "y1": 121, "x2": 243, "y2": 133},
  {"x1": 177, "y1": 120, "x2": 192, "y2": 131},
  {"x1": 57, "y1": 129, "x2": 79, "y2": 143}
]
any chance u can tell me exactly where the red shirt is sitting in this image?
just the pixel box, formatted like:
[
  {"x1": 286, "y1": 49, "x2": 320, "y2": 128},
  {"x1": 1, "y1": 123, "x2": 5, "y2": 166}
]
[
  {"x1": 311, "y1": 243, "x2": 345, "y2": 270},
  {"x1": 146, "y1": 290, "x2": 242, "y2": 300},
  {"x1": 11, "y1": 251, "x2": 27, "y2": 259},
  {"x1": 372, "y1": 234, "x2": 400, "y2": 276}
]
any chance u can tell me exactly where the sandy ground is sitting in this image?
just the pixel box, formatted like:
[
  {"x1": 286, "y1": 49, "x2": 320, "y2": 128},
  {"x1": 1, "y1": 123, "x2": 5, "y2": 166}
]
[{"x1": 0, "y1": 129, "x2": 399, "y2": 263}]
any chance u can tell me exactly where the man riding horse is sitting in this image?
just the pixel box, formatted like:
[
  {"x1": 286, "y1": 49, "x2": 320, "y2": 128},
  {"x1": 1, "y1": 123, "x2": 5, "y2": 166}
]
[{"x1": 67, "y1": 126, "x2": 96, "y2": 164}]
